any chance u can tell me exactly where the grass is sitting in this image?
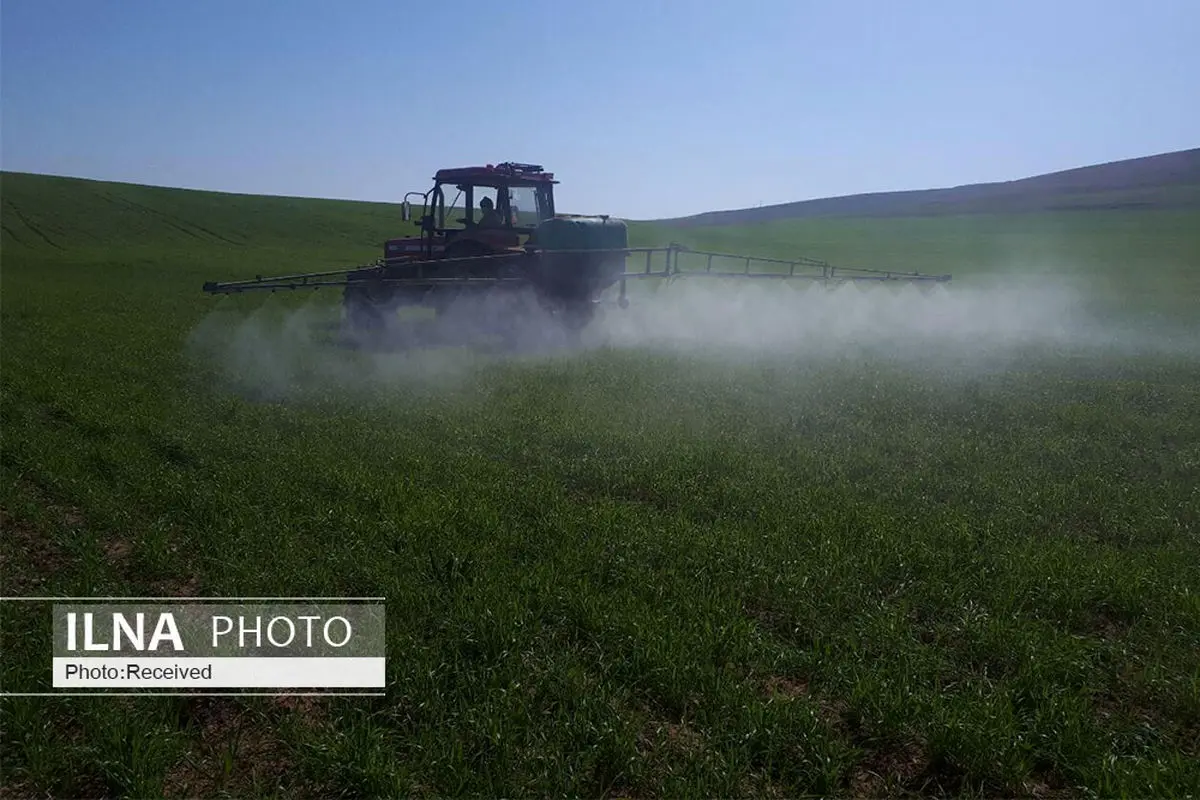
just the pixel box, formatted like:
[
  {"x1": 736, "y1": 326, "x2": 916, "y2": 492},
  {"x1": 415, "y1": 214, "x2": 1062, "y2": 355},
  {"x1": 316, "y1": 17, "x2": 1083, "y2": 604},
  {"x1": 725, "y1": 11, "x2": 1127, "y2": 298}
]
[{"x1": 2, "y1": 171, "x2": 1199, "y2": 797}]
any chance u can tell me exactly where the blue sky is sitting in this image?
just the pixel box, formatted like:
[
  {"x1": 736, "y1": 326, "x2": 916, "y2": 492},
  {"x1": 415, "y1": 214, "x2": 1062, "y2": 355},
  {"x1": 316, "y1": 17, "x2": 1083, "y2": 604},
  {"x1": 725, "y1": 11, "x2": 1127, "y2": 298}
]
[{"x1": 2, "y1": 0, "x2": 1197, "y2": 219}]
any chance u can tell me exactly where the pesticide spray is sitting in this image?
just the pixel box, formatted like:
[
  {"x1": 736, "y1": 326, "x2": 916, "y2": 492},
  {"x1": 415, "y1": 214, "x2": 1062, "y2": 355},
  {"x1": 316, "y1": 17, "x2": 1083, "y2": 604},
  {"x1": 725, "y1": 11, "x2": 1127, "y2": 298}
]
[{"x1": 185, "y1": 271, "x2": 1198, "y2": 404}]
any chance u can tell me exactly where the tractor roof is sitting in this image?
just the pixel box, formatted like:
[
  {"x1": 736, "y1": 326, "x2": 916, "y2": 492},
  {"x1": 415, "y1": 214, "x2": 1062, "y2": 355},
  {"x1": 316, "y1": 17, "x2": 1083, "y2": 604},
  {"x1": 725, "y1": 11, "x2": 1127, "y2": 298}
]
[{"x1": 434, "y1": 162, "x2": 557, "y2": 187}]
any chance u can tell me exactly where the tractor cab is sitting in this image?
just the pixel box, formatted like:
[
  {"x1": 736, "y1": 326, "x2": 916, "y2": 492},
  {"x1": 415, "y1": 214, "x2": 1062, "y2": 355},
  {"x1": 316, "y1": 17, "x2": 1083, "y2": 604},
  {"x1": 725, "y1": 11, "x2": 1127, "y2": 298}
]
[{"x1": 388, "y1": 162, "x2": 558, "y2": 262}]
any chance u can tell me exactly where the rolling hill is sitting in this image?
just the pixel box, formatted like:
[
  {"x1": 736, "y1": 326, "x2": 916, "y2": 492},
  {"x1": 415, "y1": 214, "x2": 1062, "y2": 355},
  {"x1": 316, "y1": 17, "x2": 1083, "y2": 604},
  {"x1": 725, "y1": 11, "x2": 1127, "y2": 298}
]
[
  {"x1": 0, "y1": 171, "x2": 405, "y2": 260},
  {"x1": 4, "y1": 148, "x2": 1199, "y2": 240},
  {"x1": 657, "y1": 147, "x2": 1200, "y2": 226}
]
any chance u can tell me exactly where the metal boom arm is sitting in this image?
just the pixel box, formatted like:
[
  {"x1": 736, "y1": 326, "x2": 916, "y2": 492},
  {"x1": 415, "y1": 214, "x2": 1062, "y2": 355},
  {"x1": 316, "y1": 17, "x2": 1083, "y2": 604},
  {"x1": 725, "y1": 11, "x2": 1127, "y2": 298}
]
[{"x1": 201, "y1": 244, "x2": 951, "y2": 296}]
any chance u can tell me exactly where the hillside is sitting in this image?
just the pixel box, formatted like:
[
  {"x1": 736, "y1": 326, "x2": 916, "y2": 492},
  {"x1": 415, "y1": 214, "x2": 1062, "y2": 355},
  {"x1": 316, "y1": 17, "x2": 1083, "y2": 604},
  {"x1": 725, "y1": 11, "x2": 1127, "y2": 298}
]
[
  {"x1": 0, "y1": 171, "x2": 412, "y2": 264},
  {"x1": 659, "y1": 147, "x2": 1200, "y2": 227},
  {"x1": 5, "y1": 148, "x2": 1198, "y2": 244}
]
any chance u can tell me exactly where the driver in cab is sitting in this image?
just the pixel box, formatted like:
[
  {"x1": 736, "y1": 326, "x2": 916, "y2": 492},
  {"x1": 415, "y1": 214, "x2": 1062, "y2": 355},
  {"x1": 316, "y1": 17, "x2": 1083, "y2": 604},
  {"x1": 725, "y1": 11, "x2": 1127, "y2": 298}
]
[{"x1": 476, "y1": 196, "x2": 503, "y2": 228}]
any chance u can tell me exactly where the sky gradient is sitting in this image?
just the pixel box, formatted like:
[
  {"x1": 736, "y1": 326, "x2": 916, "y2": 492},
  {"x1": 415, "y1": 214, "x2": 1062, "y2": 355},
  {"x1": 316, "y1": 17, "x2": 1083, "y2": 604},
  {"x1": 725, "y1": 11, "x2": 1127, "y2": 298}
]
[{"x1": 2, "y1": 0, "x2": 1197, "y2": 219}]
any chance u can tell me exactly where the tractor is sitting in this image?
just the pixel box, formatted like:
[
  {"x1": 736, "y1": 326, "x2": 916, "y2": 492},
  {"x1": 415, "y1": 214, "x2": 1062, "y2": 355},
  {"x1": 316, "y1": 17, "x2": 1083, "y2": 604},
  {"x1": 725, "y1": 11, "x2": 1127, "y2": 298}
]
[
  {"x1": 202, "y1": 160, "x2": 952, "y2": 344},
  {"x1": 338, "y1": 161, "x2": 629, "y2": 336}
]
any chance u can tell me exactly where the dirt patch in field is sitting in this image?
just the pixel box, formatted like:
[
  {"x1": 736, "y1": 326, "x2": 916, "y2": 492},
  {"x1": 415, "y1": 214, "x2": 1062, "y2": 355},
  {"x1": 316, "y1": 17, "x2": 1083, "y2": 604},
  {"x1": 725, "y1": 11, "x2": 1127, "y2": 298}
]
[
  {"x1": 759, "y1": 672, "x2": 852, "y2": 740},
  {"x1": 847, "y1": 738, "x2": 931, "y2": 797},
  {"x1": 0, "y1": 780, "x2": 38, "y2": 800},
  {"x1": 0, "y1": 506, "x2": 69, "y2": 594},
  {"x1": 632, "y1": 711, "x2": 708, "y2": 794},
  {"x1": 163, "y1": 697, "x2": 321, "y2": 799},
  {"x1": 103, "y1": 537, "x2": 132, "y2": 564},
  {"x1": 1085, "y1": 608, "x2": 1135, "y2": 641},
  {"x1": 741, "y1": 595, "x2": 827, "y2": 651},
  {"x1": 763, "y1": 674, "x2": 811, "y2": 700},
  {"x1": 0, "y1": 777, "x2": 112, "y2": 800},
  {"x1": 645, "y1": 718, "x2": 705, "y2": 754},
  {"x1": 269, "y1": 695, "x2": 330, "y2": 731},
  {"x1": 151, "y1": 574, "x2": 202, "y2": 597},
  {"x1": 2, "y1": 479, "x2": 203, "y2": 597},
  {"x1": 736, "y1": 774, "x2": 791, "y2": 799},
  {"x1": 1021, "y1": 771, "x2": 1076, "y2": 798}
]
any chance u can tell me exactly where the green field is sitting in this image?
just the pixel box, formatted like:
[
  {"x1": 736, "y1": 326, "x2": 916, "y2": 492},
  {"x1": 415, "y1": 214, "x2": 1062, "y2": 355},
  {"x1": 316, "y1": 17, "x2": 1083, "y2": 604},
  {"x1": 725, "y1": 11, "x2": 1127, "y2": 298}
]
[{"x1": 2, "y1": 171, "x2": 1199, "y2": 797}]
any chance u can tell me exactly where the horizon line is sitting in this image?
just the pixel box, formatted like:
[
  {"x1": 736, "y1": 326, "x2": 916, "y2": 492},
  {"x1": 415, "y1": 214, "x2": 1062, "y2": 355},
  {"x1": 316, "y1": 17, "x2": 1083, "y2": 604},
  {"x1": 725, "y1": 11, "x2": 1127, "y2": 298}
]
[{"x1": 3, "y1": 144, "x2": 1197, "y2": 222}]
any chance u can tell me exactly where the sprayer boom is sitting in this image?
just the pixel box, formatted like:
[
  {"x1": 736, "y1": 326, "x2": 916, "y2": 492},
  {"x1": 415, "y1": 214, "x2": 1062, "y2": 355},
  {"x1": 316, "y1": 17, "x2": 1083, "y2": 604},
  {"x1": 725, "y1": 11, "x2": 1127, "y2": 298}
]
[
  {"x1": 617, "y1": 244, "x2": 952, "y2": 283},
  {"x1": 201, "y1": 244, "x2": 950, "y2": 297}
]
